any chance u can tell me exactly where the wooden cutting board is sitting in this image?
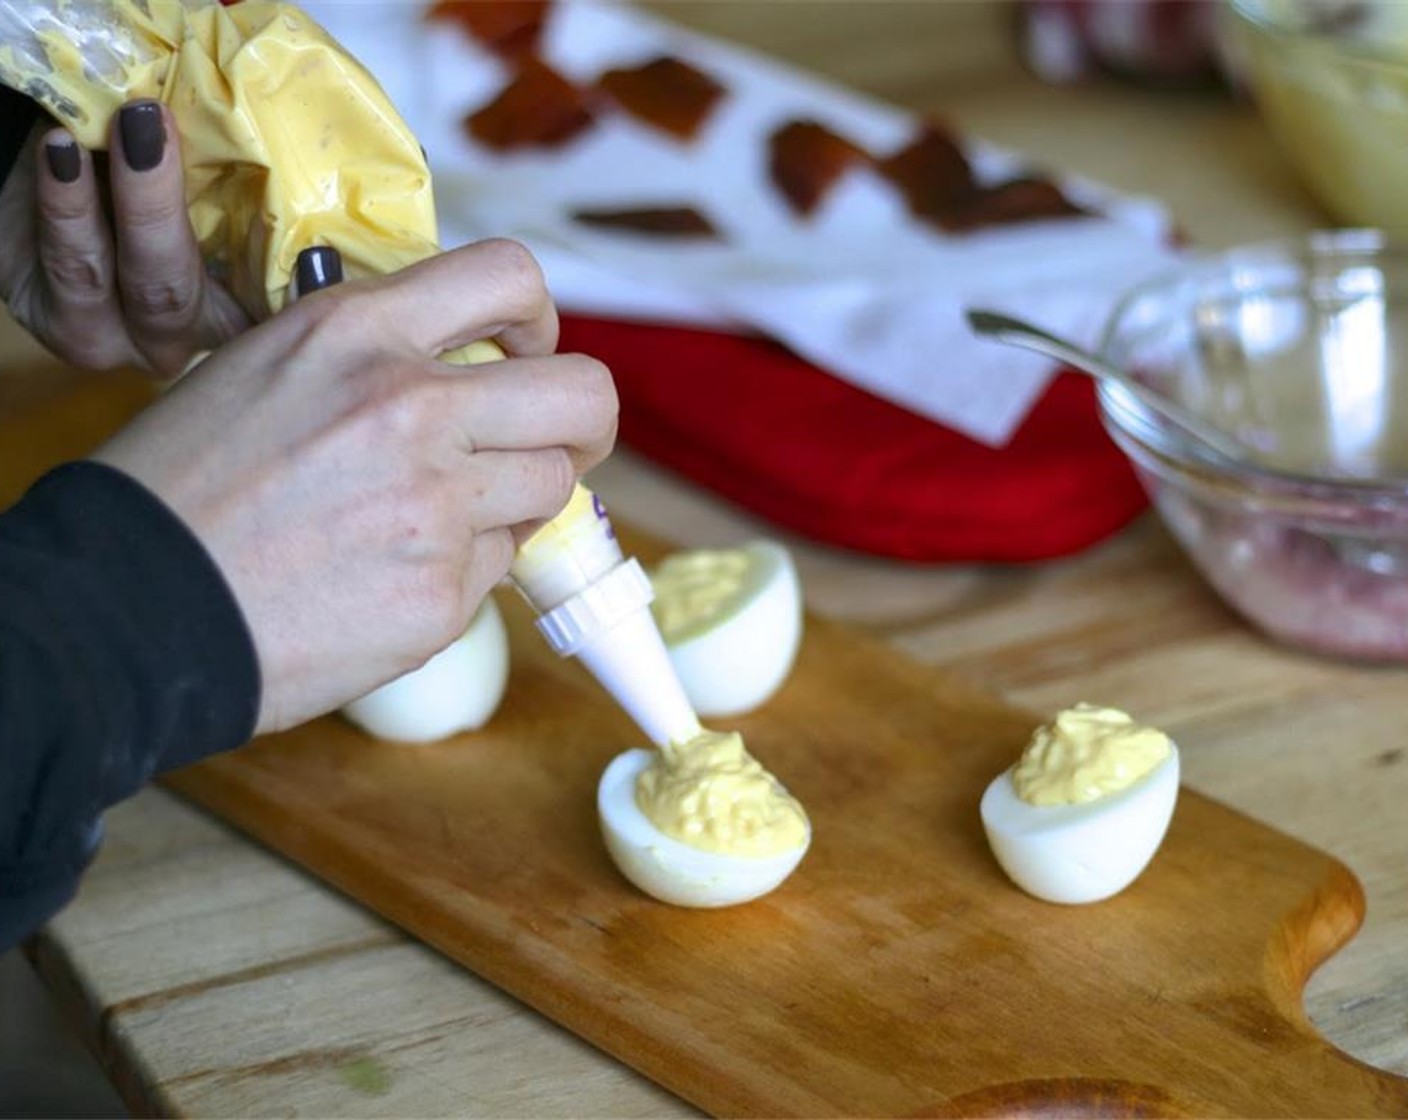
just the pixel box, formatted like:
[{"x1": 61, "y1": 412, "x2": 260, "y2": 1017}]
[{"x1": 10, "y1": 374, "x2": 1408, "y2": 1117}]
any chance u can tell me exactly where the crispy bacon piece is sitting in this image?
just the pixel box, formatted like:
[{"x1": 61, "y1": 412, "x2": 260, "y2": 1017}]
[
  {"x1": 877, "y1": 124, "x2": 977, "y2": 222},
  {"x1": 879, "y1": 125, "x2": 1087, "y2": 233},
  {"x1": 933, "y1": 177, "x2": 1089, "y2": 233},
  {"x1": 572, "y1": 205, "x2": 720, "y2": 239},
  {"x1": 767, "y1": 119, "x2": 872, "y2": 218},
  {"x1": 427, "y1": 1, "x2": 550, "y2": 59},
  {"x1": 466, "y1": 58, "x2": 597, "y2": 151},
  {"x1": 596, "y1": 56, "x2": 726, "y2": 142}
]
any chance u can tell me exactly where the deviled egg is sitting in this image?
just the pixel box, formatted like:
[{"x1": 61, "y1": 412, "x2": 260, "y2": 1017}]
[
  {"x1": 598, "y1": 729, "x2": 810, "y2": 907},
  {"x1": 341, "y1": 595, "x2": 510, "y2": 743},
  {"x1": 649, "y1": 540, "x2": 802, "y2": 718},
  {"x1": 980, "y1": 703, "x2": 1180, "y2": 905}
]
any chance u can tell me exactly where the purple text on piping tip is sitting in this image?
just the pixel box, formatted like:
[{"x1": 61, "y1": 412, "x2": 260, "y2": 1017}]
[{"x1": 592, "y1": 492, "x2": 616, "y2": 539}]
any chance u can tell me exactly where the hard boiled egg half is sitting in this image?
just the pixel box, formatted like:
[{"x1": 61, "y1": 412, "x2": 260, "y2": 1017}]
[
  {"x1": 649, "y1": 540, "x2": 802, "y2": 718},
  {"x1": 341, "y1": 595, "x2": 510, "y2": 743},
  {"x1": 980, "y1": 703, "x2": 1180, "y2": 905},
  {"x1": 598, "y1": 730, "x2": 811, "y2": 907}
]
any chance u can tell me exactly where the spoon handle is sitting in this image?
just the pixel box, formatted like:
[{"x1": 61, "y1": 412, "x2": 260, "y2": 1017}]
[
  {"x1": 965, "y1": 307, "x2": 1250, "y2": 465},
  {"x1": 966, "y1": 309, "x2": 1099, "y2": 372}
]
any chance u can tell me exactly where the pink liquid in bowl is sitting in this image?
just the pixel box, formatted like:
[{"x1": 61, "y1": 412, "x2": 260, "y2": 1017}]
[{"x1": 1152, "y1": 484, "x2": 1408, "y2": 662}]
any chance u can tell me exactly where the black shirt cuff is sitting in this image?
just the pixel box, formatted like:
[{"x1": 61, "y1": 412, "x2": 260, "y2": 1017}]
[{"x1": 0, "y1": 460, "x2": 261, "y2": 947}]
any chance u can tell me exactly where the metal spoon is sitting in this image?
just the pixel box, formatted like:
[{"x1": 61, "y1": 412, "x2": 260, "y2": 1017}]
[{"x1": 965, "y1": 308, "x2": 1253, "y2": 465}]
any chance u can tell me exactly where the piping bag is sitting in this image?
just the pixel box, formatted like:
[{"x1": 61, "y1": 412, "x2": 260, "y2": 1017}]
[{"x1": 0, "y1": 0, "x2": 702, "y2": 748}]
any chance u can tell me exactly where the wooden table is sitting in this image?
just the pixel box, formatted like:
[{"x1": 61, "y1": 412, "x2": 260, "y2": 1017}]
[{"x1": 10, "y1": 4, "x2": 1408, "y2": 1116}]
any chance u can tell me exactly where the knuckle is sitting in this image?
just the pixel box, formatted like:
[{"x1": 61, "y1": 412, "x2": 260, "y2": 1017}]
[
  {"x1": 376, "y1": 394, "x2": 426, "y2": 446},
  {"x1": 566, "y1": 353, "x2": 620, "y2": 435},
  {"x1": 577, "y1": 354, "x2": 618, "y2": 408},
  {"x1": 36, "y1": 184, "x2": 91, "y2": 226},
  {"x1": 539, "y1": 446, "x2": 577, "y2": 508},
  {"x1": 478, "y1": 237, "x2": 547, "y2": 301},
  {"x1": 378, "y1": 376, "x2": 447, "y2": 443},
  {"x1": 460, "y1": 531, "x2": 516, "y2": 613},
  {"x1": 123, "y1": 190, "x2": 188, "y2": 236},
  {"x1": 122, "y1": 275, "x2": 200, "y2": 322},
  {"x1": 39, "y1": 242, "x2": 109, "y2": 300},
  {"x1": 343, "y1": 369, "x2": 445, "y2": 455},
  {"x1": 598, "y1": 411, "x2": 621, "y2": 459},
  {"x1": 478, "y1": 236, "x2": 541, "y2": 279},
  {"x1": 306, "y1": 287, "x2": 379, "y2": 346},
  {"x1": 476, "y1": 527, "x2": 516, "y2": 582}
]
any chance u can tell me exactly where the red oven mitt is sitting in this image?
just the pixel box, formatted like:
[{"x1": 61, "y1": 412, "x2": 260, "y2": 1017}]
[{"x1": 559, "y1": 314, "x2": 1148, "y2": 563}]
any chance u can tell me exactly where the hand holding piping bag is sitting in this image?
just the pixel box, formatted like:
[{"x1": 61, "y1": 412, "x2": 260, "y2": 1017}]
[
  {"x1": 0, "y1": 0, "x2": 700, "y2": 741},
  {"x1": 290, "y1": 248, "x2": 697, "y2": 748},
  {"x1": 0, "y1": 0, "x2": 440, "y2": 374},
  {"x1": 0, "y1": 100, "x2": 250, "y2": 377},
  {"x1": 0, "y1": 0, "x2": 449, "y2": 322},
  {"x1": 92, "y1": 235, "x2": 617, "y2": 734}
]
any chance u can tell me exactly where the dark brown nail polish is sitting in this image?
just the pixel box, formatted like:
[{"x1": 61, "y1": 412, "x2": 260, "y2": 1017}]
[
  {"x1": 45, "y1": 139, "x2": 80, "y2": 184},
  {"x1": 295, "y1": 246, "x2": 343, "y2": 295},
  {"x1": 118, "y1": 101, "x2": 166, "y2": 172}
]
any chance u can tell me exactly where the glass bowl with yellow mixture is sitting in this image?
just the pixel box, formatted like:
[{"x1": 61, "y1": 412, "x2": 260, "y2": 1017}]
[{"x1": 1224, "y1": 0, "x2": 1408, "y2": 233}]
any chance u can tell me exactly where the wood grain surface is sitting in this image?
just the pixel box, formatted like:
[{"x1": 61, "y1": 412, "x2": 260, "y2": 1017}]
[
  {"x1": 9, "y1": 4, "x2": 1408, "y2": 1114},
  {"x1": 158, "y1": 543, "x2": 1406, "y2": 1117}
]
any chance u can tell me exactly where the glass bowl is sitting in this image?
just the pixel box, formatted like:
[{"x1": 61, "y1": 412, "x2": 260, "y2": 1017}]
[
  {"x1": 1096, "y1": 229, "x2": 1408, "y2": 663},
  {"x1": 1223, "y1": 0, "x2": 1408, "y2": 234}
]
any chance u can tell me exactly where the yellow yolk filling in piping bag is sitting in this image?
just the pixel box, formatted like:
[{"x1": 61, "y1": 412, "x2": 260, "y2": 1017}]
[
  {"x1": 0, "y1": 0, "x2": 700, "y2": 748},
  {"x1": 0, "y1": 0, "x2": 468, "y2": 322}
]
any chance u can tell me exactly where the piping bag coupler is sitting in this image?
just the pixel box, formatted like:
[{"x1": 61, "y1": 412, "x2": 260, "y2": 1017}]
[{"x1": 508, "y1": 485, "x2": 702, "y2": 749}]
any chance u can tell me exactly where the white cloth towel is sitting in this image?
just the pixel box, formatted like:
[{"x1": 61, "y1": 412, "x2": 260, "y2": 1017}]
[{"x1": 304, "y1": 0, "x2": 1185, "y2": 446}]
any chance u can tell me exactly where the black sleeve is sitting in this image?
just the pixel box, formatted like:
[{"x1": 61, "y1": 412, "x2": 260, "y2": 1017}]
[
  {"x1": 0, "y1": 461, "x2": 260, "y2": 951},
  {"x1": 0, "y1": 87, "x2": 41, "y2": 193}
]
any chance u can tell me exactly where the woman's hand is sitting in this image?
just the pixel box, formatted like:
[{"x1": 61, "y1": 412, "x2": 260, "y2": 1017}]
[
  {"x1": 93, "y1": 238, "x2": 618, "y2": 734},
  {"x1": 0, "y1": 100, "x2": 248, "y2": 376}
]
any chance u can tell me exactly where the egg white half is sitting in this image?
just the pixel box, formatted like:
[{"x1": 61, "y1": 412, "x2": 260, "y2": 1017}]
[
  {"x1": 980, "y1": 743, "x2": 1180, "y2": 905},
  {"x1": 655, "y1": 540, "x2": 803, "y2": 719},
  {"x1": 597, "y1": 748, "x2": 810, "y2": 908},
  {"x1": 341, "y1": 595, "x2": 510, "y2": 743}
]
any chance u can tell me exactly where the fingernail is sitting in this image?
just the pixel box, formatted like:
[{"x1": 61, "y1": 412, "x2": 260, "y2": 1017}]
[
  {"x1": 295, "y1": 246, "x2": 344, "y2": 295},
  {"x1": 118, "y1": 101, "x2": 166, "y2": 172},
  {"x1": 44, "y1": 136, "x2": 80, "y2": 184}
]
